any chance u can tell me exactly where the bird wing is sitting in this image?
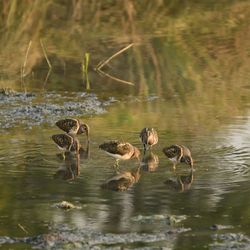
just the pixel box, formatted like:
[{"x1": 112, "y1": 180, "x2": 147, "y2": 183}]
[
  {"x1": 99, "y1": 141, "x2": 133, "y2": 156},
  {"x1": 116, "y1": 142, "x2": 134, "y2": 156},
  {"x1": 56, "y1": 119, "x2": 79, "y2": 134},
  {"x1": 99, "y1": 140, "x2": 119, "y2": 153},
  {"x1": 52, "y1": 134, "x2": 73, "y2": 148}
]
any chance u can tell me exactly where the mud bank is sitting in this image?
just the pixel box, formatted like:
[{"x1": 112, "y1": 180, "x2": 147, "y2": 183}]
[{"x1": 0, "y1": 90, "x2": 116, "y2": 129}]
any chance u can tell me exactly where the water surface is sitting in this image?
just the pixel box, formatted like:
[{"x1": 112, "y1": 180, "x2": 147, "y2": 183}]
[{"x1": 0, "y1": 1, "x2": 250, "y2": 249}]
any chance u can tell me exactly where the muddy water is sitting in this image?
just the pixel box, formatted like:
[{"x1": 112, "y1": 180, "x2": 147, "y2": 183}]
[
  {"x1": 1, "y1": 1, "x2": 250, "y2": 249},
  {"x1": 0, "y1": 91, "x2": 250, "y2": 249}
]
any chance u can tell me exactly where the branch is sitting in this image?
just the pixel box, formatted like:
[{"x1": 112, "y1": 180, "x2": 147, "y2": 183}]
[
  {"x1": 96, "y1": 43, "x2": 133, "y2": 70},
  {"x1": 40, "y1": 39, "x2": 52, "y2": 69},
  {"x1": 98, "y1": 69, "x2": 134, "y2": 86}
]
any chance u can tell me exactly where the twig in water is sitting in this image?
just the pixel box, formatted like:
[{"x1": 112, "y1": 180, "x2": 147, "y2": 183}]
[
  {"x1": 96, "y1": 43, "x2": 133, "y2": 70},
  {"x1": 98, "y1": 69, "x2": 134, "y2": 86},
  {"x1": 43, "y1": 68, "x2": 52, "y2": 89},
  {"x1": 22, "y1": 40, "x2": 32, "y2": 78},
  {"x1": 95, "y1": 43, "x2": 135, "y2": 85},
  {"x1": 40, "y1": 39, "x2": 52, "y2": 69},
  {"x1": 18, "y1": 223, "x2": 29, "y2": 234}
]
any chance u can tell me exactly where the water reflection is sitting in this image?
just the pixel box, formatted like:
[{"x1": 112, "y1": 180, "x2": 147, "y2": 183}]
[
  {"x1": 141, "y1": 152, "x2": 159, "y2": 172},
  {"x1": 164, "y1": 169, "x2": 194, "y2": 192},
  {"x1": 53, "y1": 141, "x2": 90, "y2": 180},
  {"x1": 54, "y1": 153, "x2": 80, "y2": 181},
  {"x1": 79, "y1": 142, "x2": 90, "y2": 160},
  {"x1": 101, "y1": 166, "x2": 141, "y2": 192},
  {"x1": 1, "y1": 1, "x2": 250, "y2": 249}
]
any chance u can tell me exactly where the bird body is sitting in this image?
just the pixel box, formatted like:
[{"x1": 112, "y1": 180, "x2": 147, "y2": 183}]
[
  {"x1": 52, "y1": 134, "x2": 80, "y2": 159},
  {"x1": 56, "y1": 118, "x2": 90, "y2": 142},
  {"x1": 162, "y1": 144, "x2": 193, "y2": 168},
  {"x1": 140, "y1": 128, "x2": 158, "y2": 153},
  {"x1": 99, "y1": 140, "x2": 140, "y2": 166}
]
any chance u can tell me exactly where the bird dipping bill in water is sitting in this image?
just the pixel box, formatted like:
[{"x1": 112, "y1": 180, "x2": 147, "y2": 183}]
[
  {"x1": 99, "y1": 140, "x2": 140, "y2": 167},
  {"x1": 162, "y1": 144, "x2": 193, "y2": 168},
  {"x1": 56, "y1": 118, "x2": 90, "y2": 142},
  {"x1": 139, "y1": 128, "x2": 158, "y2": 153},
  {"x1": 52, "y1": 134, "x2": 80, "y2": 159}
]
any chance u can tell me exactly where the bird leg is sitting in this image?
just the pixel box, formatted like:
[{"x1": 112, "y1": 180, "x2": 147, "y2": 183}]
[
  {"x1": 113, "y1": 159, "x2": 120, "y2": 167},
  {"x1": 113, "y1": 159, "x2": 120, "y2": 173},
  {"x1": 172, "y1": 163, "x2": 176, "y2": 171},
  {"x1": 62, "y1": 152, "x2": 66, "y2": 160}
]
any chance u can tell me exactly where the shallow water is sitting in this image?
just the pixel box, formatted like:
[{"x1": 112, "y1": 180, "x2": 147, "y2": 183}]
[{"x1": 1, "y1": 1, "x2": 250, "y2": 249}]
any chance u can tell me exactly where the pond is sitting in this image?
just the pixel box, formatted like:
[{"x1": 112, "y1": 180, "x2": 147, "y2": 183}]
[{"x1": 0, "y1": 1, "x2": 250, "y2": 249}]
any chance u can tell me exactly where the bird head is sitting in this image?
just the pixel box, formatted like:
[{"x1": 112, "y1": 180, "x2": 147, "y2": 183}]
[
  {"x1": 79, "y1": 123, "x2": 90, "y2": 141},
  {"x1": 182, "y1": 155, "x2": 194, "y2": 167}
]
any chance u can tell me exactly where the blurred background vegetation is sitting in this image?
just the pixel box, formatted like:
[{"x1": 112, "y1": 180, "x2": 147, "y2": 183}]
[
  {"x1": 0, "y1": 0, "x2": 249, "y2": 94},
  {"x1": 1, "y1": 2, "x2": 250, "y2": 246},
  {"x1": 1, "y1": 0, "x2": 250, "y2": 132}
]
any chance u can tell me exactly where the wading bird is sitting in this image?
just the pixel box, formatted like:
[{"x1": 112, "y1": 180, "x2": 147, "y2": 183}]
[
  {"x1": 99, "y1": 140, "x2": 140, "y2": 168},
  {"x1": 162, "y1": 144, "x2": 193, "y2": 169},
  {"x1": 52, "y1": 134, "x2": 80, "y2": 160},
  {"x1": 139, "y1": 128, "x2": 158, "y2": 154},
  {"x1": 56, "y1": 118, "x2": 90, "y2": 142}
]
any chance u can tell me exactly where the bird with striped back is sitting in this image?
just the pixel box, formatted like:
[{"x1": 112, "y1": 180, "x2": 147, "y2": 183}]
[
  {"x1": 99, "y1": 140, "x2": 140, "y2": 168},
  {"x1": 162, "y1": 144, "x2": 193, "y2": 169},
  {"x1": 56, "y1": 118, "x2": 90, "y2": 143},
  {"x1": 51, "y1": 134, "x2": 80, "y2": 160}
]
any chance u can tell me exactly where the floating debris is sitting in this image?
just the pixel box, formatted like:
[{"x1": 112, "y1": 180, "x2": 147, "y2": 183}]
[
  {"x1": 131, "y1": 214, "x2": 187, "y2": 225},
  {"x1": 0, "y1": 88, "x2": 35, "y2": 102},
  {"x1": 210, "y1": 224, "x2": 234, "y2": 231},
  {"x1": 210, "y1": 233, "x2": 250, "y2": 250},
  {"x1": 52, "y1": 201, "x2": 81, "y2": 210},
  {"x1": 0, "y1": 224, "x2": 190, "y2": 249}
]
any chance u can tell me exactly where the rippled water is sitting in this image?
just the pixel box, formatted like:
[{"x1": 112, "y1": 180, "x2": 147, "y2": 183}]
[
  {"x1": 1, "y1": 94, "x2": 250, "y2": 249},
  {"x1": 1, "y1": 1, "x2": 250, "y2": 249}
]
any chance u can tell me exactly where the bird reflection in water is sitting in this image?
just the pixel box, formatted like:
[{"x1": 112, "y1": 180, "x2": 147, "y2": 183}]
[
  {"x1": 79, "y1": 141, "x2": 90, "y2": 159},
  {"x1": 101, "y1": 166, "x2": 141, "y2": 192},
  {"x1": 164, "y1": 169, "x2": 194, "y2": 192},
  {"x1": 141, "y1": 152, "x2": 159, "y2": 172},
  {"x1": 53, "y1": 137, "x2": 90, "y2": 181},
  {"x1": 54, "y1": 153, "x2": 80, "y2": 181}
]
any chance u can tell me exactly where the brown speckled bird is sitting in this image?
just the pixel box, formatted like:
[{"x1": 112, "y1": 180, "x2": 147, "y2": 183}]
[
  {"x1": 56, "y1": 118, "x2": 90, "y2": 142},
  {"x1": 99, "y1": 140, "x2": 140, "y2": 167},
  {"x1": 162, "y1": 144, "x2": 193, "y2": 168},
  {"x1": 52, "y1": 134, "x2": 80, "y2": 159},
  {"x1": 140, "y1": 128, "x2": 158, "y2": 154}
]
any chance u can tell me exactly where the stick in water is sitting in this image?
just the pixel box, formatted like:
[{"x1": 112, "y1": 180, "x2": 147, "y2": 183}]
[
  {"x1": 96, "y1": 43, "x2": 134, "y2": 70},
  {"x1": 18, "y1": 223, "x2": 29, "y2": 234},
  {"x1": 40, "y1": 39, "x2": 52, "y2": 69},
  {"x1": 22, "y1": 40, "x2": 32, "y2": 78}
]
